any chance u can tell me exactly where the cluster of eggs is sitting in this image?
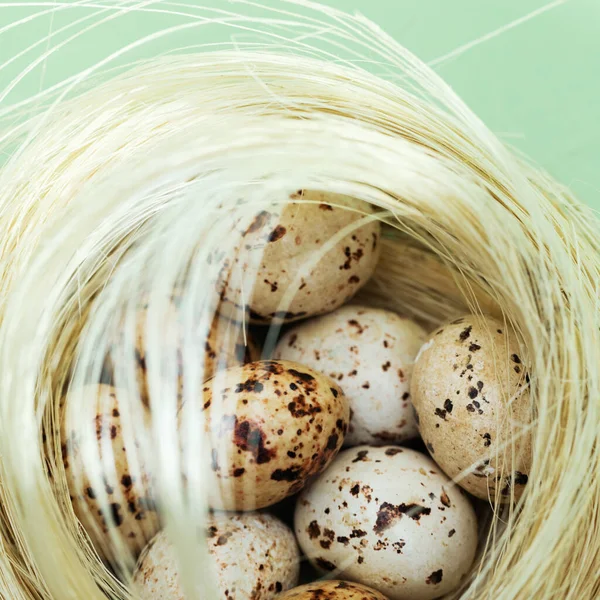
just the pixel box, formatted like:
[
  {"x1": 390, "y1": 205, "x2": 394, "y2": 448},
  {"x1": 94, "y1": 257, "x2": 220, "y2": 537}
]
[{"x1": 60, "y1": 192, "x2": 532, "y2": 600}]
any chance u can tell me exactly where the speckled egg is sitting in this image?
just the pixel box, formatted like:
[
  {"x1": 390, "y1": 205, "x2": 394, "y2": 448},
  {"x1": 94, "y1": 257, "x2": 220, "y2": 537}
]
[
  {"x1": 278, "y1": 580, "x2": 390, "y2": 599},
  {"x1": 62, "y1": 384, "x2": 160, "y2": 560},
  {"x1": 134, "y1": 512, "x2": 300, "y2": 600},
  {"x1": 274, "y1": 306, "x2": 427, "y2": 446},
  {"x1": 214, "y1": 190, "x2": 381, "y2": 324},
  {"x1": 294, "y1": 446, "x2": 478, "y2": 600},
  {"x1": 184, "y1": 359, "x2": 349, "y2": 510},
  {"x1": 105, "y1": 295, "x2": 258, "y2": 399},
  {"x1": 410, "y1": 314, "x2": 532, "y2": 500}
]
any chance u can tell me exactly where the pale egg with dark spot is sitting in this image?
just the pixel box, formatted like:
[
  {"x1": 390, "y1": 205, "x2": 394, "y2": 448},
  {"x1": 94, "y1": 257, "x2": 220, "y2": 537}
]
[
  {"x1": 105, "y1": 293, "x2": 259, "y2": 399},
  {"x1": 294, "y1": 446, "x2": 478, "y2": 600},
  {"x1": 278, "y1": 580, "x2": 390, "y2": 599},
  {"x1": 274, "y1": 306, "x2": 427, "y2": 446},
  {"x1": 214, "y1": 190, "x2": 381, "y2": 324},
  {"x1": 134, "y1": 512, "x2": 300, "y2": 599},
  {"x1": 411, "y1": 314, "x2": 532, "y2": 501},
  {"x1": 181, "y1": 359, "x2": 349, "y2": 510},
  {"x1": 61, "y1": 384, "x2": 160, "y2": 562}
]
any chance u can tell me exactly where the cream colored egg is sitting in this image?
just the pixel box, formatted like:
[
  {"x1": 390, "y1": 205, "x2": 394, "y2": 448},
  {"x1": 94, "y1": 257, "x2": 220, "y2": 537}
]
[
  {"x1": 278, "y1": 580, "x2": 390, "y2": 599},
  {"x1": 410, "y1": 314, "x2": 532, "y2": 501},
  {"x1": 62, "y1": 384, "x2": 160, "y2": 561},
  {"x1": 215, "y1": 190, "x2": 381, "y2": 324},
  {"x1": 295, "y1": 446, "x2": 478, "y2": 600},
  {"x1": 274, "y1": 306, "x2": 427, "y2": 446},
  {"x1": 182, "y1": 359, "x2": 349, "y2": 510},
  {"x1": 134, "y1": 512, "x2": 300, "y2": 600},
  {"x1": 105, "y1": 294, "x2": 259, "y2": 399}
]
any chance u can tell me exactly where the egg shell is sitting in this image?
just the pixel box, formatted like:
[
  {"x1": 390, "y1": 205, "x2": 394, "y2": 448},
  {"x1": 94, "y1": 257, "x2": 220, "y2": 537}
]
[
  {"x1": 214, "y1": 190, "x2": 381, "y2": 324},
  {"x1": 274, "y1": 306, "x2": 427, "y2": 446},
  {"x1": 294, "y1": 446, "x2": 478, "y2": 600},
  {"x1": 183, "y1": 359, "x2": 349, "y2": 510},
  {"x1": 62, "y1": 384, "x2": 160, "y2": 560},
  {"x1": 133, "y1": 512, "x2": 300, "y2": 600},
  {"x1": 278, "y1": 580, "x2": 389, "y2": 599},
  {"x1": 105, "y1": 295, "x2": 258, "y2": 399},
  {"x1": 410, "y1": 314, "x2": 532, "y2": 500}
]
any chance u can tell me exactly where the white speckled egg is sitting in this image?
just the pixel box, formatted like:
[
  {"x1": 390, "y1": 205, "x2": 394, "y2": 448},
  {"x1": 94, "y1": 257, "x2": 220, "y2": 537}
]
[
  {"x1": 274, "y1": 306, "x2": 427, "y2": 446},
  {"x1": 215, "y1": 190, "x2": 381, "y2": 324},
  {"x1": 411, "y1": 314, "x2": 532, "y2": 500},
  {"x1": 106, "y1": 295, "x2": 259, "y2": 398},
  {"x1": 278, "y1": 580, "x2": 390, "y2": 599},
  {"x1": 62, "y1": 384, "x2": 160, "y2": 560},
  {"x1": 134, "y1": 512, "x2": 300, "y2": 599},
  {"x1": 295, "y1": 446, "x2": 478, "y2": 600},
  {"x1": 182, "y1": 359, "x2": 349, "y2": 510}
]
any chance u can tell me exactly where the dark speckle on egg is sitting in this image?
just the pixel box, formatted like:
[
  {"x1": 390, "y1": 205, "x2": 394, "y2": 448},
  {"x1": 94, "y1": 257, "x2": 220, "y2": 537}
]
[
  {"x1": 307, "y1": 521, "x2": 321, "y2": 539},
  {"x1": 267, "y1": 225, "x2": 287, "y2": 242},
  {"x1": 385, "y1": 447, "x2": 403, "y2": 456},
  {"x1": 426, "y1": 569, "x2": 443, "y2": 585},
  {"x1": 232, "y1": 418, "x2": 275, "y2": 464},
  {"x1": 352, "y1": 450, "x2": 369, "y2": 463},
  {"x1": 458, "y1": 326, "x2": 472, "y2": 342},
  {"x1": 271, "y1": 467, "x2": 303, "y2": 482}
]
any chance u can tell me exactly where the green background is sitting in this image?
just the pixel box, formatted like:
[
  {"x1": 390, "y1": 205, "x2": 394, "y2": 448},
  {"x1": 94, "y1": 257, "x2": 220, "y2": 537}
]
[{"x1": 1, "y1": 0, "x2": 598, "y2": 208}]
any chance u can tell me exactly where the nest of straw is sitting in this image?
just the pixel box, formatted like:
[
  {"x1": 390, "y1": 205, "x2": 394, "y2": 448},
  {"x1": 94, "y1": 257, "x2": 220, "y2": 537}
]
[{"x1": 0, "y1": 3, "x2": 598, "y2": 600}]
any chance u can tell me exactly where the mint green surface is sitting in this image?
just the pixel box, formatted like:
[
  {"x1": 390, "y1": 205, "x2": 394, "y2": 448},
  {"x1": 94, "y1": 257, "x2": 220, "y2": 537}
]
[{"x1": 1, "y1": 0, "x2": 598, "y2": 208}]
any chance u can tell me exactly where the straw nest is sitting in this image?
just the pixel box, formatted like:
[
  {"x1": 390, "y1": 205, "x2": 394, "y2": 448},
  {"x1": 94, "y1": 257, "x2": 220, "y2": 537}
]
[{"x1": 0, "y1": 2, "x2": 598, "y2": 600}]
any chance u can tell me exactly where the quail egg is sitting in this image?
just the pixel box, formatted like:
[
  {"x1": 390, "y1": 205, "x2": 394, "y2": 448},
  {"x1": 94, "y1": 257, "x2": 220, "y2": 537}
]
[
  {"x1": 278, "y1": 580, "x2": 390, "y2": 599},
  {"x1": 62, "y1": 384, "x2": 160, "y2": 561},
  {"x1": 274, "y1": 306, "x2": 427, "y2": 446},
  {"x1": 295, "y1": 446, "x2": 478, "y2": 600},
  {"x1": 134, "y1": 512, "x2": 300, "y2": 599},
  {"x1": 411, "y1": 314, "x2": 532, "y2": 500},
  {"x1": 214, "y1": 190, "x2": 381, "y2": 324},
  {"x1": 182, "y1": 359, "x2": 349, "y2": 510}
]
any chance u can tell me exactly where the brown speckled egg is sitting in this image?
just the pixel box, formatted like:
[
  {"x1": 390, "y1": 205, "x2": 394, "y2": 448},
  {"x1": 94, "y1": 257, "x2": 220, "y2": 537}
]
[
  {"x1": 411, "y1": 314, "x2": 532, "y2": 501},
  {"x1": 133, "y1": 512, "x2": 300, "y2": 600},
  {"x1": 106, "y1": 295, "x2": 259, "y2": 398},
  {"x1": 183, "y1": 359, "x2": 349, "y2": 510},
  {"x1": 278, "y1": 580, "x2": 389, "y2": 599},
  {"x1": 62, "y1": 384, "x2": 160, "y2": 561},
  {"x1": 215, "y1": 190, "x2": 381, "y2": 324},
  {"x1": 294, "y1": 446, "x2": 478, "y2": 600},
  {"x1": 274, "y1": 306, "x2": 427, "y2": 446}
]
